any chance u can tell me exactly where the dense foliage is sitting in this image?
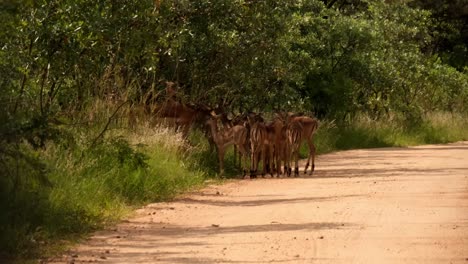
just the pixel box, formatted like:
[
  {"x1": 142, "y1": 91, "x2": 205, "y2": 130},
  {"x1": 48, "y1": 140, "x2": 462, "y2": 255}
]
[{"x1": 0, "y1": 0, "x2": 467, "y2": 260}]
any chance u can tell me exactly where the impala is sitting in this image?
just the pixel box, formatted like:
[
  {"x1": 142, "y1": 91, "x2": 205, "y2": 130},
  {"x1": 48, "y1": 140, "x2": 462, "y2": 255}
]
[
  {"x1": 205, "y1": 116, "x2": 249, "y2": 177},
  {"x1": 151, "y1": 82, "x2": 212, "y2": 138},
  {"x1": 288, "y1": 114, "x2": 319, "y2": 175},
  {"x1": 229, "y1": 113, "x2": 251, "y2": 170},
  {"x1": 269, "y1": 116, "x2": 287, "y2": 177},
  {"x1": 285, "y1": 120, "x2": 303, "y2": 177},
  {"x1": 263, "y1": 123, "x2": 276, "y2": 177},
  {"x1": 248, "y1": 113, "x2": 267, "y2": 178}
]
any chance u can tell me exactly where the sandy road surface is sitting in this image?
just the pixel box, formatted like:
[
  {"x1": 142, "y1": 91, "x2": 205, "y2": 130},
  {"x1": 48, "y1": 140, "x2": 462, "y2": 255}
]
[{"x1": 50, "y1": 142, "x2": 468, "y2": 264}]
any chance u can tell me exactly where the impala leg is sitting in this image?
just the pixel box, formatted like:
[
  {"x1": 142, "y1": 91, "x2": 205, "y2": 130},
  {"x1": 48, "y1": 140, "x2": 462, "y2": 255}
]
[
  {"x1": 279, "y1": 145, "x2": 286, "y2": 177},
  {"x1": 239, "y1": 145, "x2": 248, "y2": 179},
  {"x1": 218, "y1": 147, "x2": 225, "y2": 177},
  {"x1": 250, "y1": 147, "x2": 255, "y2": 178},
  {"x1": 275, "y1": 147, "x2": 281, "y2": 177},
  {"x1": 270, "y1": 147, "x2": 275, "y2": 177},
  {"x1": 264, "y1": 145, "x2": 273, "y2": 177},
  {"x1": 270, "y1": 146, "x2": 274, "y2": 177},
  {"x1": 294, "y1": 149, "x2": 300, "y2": 177},
  {"x1": 249, "y1": 166, "x2": 256, "y2": 178},
  {"x1": 250, "y1": 150, "x2": 257, "y2": 179},
  {"x1": 260, "y1": 148, "x2": 266, "y2": 178},
  {"x1": 235, "y1": 145, "x2": 242, "y2": 169},
  {"x1": 233, "y1": 145, "x2": 237, "y2": 168},
  {"x1": 304, "y1": 138, "x2": 312, "y2": 175},
  {"x1": 242, "y1": 153, "x2": 248, "y2": 178},
  {"x1": 285, "y1": 146, "x2": 289, "y2": 177},
  {"x1": 304, "y1": 138, "x2": 316, "y2": 175},
  {"x1": 310, "y1": 143, "x2": 316, "y2": 175},
  {"x1": 290, "y1": 147, "x2": 294, "y2": 177},
  {"x1": 281, "y1": 146, "x2": 287, "y2": 177},
  {"x1": 177, "y1": 119, "x2": 191, "y2": 138},
  {"x1": 286, "y1": 145, "x2": 291, "y2": 177}
]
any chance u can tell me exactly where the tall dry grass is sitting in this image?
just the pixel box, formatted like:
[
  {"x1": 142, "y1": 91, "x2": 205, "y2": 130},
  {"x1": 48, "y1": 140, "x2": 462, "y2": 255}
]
[{"x1": 313, "y1": 111, "x2": 468, "y2": 155}]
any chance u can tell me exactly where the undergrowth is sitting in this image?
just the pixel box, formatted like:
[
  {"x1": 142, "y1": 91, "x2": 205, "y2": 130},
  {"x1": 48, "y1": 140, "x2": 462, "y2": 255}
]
[
  {"x1": 313, "y1": 112, "x2": 468, "y2": 155},
  {"x1": 0, "y1": 124, "x2": 211, "y2": 262}
]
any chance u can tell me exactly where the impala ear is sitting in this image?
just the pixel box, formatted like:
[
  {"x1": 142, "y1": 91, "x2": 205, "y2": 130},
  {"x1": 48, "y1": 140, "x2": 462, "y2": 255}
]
[{"x1": 210, "y1": 111, "x2": 222, "y2": 119}]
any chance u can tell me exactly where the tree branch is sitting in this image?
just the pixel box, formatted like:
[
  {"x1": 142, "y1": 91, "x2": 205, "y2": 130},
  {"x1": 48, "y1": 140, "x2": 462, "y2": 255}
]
[{"x1": 89, "y1": 100, "x2": 130, "y2": 148}]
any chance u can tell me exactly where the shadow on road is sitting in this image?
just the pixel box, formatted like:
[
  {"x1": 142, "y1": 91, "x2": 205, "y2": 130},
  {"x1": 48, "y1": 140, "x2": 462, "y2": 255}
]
[
  {"x1": 175, "y1": 194, "x2": 362, "y2": 207},
  {"x1": 72, "y1": 221, "x2": 356, "y2": 263}
]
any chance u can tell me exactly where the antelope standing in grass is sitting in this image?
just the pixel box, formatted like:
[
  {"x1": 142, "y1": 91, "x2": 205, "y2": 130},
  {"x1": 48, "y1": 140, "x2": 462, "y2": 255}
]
[
  {"x1": 205, "y1": 115, "x2": 249, "y2": 177},
  {"x1": 150, "y1": 82, "x2": 212, "y2": 138},
  {"x1": 219, "y1": 113, "x2": 250, "y2": 171}
]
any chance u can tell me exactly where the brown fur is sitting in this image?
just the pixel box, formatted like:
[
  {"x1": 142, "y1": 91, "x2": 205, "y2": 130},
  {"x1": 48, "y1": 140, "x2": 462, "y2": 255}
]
[
  {"x1": 289, "y1": 115, "x2": 319, "y2": 175},
  {"x1": 205, "y1": 117, "x2": 249, "y2": 177}
]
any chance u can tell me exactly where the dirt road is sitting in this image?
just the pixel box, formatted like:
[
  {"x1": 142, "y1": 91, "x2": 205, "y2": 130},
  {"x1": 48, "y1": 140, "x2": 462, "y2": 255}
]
[{"x1": 52, "y1": 142, "x2": 468, "y2": 264}]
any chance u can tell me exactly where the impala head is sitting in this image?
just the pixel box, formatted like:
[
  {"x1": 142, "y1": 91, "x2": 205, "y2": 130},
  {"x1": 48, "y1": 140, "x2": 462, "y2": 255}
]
[
  {"x1": 246, "y1": 112, "x2": 264, "y2": 126},
  {"x1": 274, "y1": 111, "x2": 287, "y2": 120},
  {"x1": 165, "y1": 81, "x2": 178, "y2": 98},
  {"x1": 204, "y1": 111, "x2": 222, "y2": 126}
]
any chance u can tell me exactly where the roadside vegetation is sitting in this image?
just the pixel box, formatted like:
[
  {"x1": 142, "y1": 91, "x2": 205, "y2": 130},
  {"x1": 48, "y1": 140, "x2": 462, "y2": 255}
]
[
  {"x1": 315, "y1": 112, "x2": 468, "y2": 154},
  {"x1": 1, "y1": 0, "x2": 467, "y2": 261}
]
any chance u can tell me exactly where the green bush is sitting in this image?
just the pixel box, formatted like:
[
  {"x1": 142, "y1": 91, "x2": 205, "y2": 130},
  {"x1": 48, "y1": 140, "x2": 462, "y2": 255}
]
[{"x1": 0, "y1": 125, "x2": 208, "y2": 260}]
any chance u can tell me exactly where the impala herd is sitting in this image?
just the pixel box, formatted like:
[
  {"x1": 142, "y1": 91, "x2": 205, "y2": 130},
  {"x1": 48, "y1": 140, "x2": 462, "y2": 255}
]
[{"x1": 150, "y1": 82, "x2": 319, "y2": 178}]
